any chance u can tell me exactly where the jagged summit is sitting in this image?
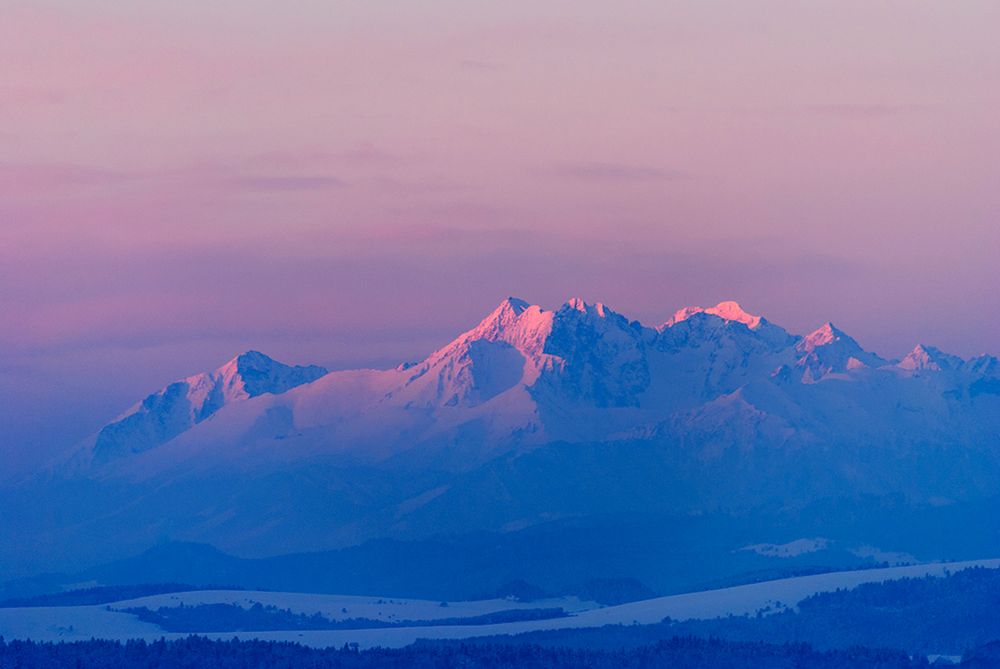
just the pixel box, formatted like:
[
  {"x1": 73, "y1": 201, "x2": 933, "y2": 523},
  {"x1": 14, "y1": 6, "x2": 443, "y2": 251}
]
[
  {"x1": 78, "y1": 296, "x2": 994, "y2": 471},
  {"x1": 454, "y1": 296, "x2": 632, "y2": 358},
  {"x1": 564, "y1": 297, "x2": 616, "y2": 318},
  {"x1": 213, "y1": 350, "x2": 328, "y2": 399},
  {"x1": 231, "y1": 349, "x2": 276, "y2": 369},
  {"x1": 20, "y1": 295, "x2": 1000, "y2": 584},
  {"x1": 89, "y1": 351, "x2": 327, "y2": 464},
  {"x1": 898, "y1": 344, "x2": 964, "y2": 372},
  {"x1": 665, "y1": 300, "x2": 763, "y2": 329},
  {"x1": 471, "y1": 297, "x2": 769, "y2": 340},
  {"x1": 449, "y1": 297, "x2": 553, "y2": 355},
  {"x1": 799, "y1": 322, "x2": 849, "y2": 350},
  {"x1": 795, "y1": 322, "x2": 884, "y2": 380},
  {"x1": 465, "y1": 297, "x2": 534, "y2": 338},
  {"x1": 497, "y1": 296, "x2": 530, "y2": 315}
]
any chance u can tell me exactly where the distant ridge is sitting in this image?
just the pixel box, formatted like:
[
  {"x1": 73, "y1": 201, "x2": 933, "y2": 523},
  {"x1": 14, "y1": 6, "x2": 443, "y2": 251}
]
[
  {"x1": 71, "y1": 296, "x2": 998, "y2": 469},
  {"x1": 4, "y1": 296, "x2": 1000, "y2": 581}
]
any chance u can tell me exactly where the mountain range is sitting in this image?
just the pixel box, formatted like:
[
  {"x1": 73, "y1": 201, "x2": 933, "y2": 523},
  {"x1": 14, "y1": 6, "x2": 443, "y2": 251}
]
[{"x1": 4, "y1": 297, "x2": 1000, "y2": 596}]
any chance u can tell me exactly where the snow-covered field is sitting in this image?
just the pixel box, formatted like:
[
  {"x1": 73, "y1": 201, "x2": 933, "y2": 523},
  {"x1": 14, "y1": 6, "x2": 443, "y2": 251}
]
[
  {"x1": 1, "y1": 559, "x2": 997, "y2": 648},
  {"x1": 112, "y1": 590, "x2": 598, "y2": 621}
]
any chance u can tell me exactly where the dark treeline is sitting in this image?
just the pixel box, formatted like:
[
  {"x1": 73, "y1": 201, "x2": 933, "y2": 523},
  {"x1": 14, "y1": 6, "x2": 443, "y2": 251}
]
[
  {"x1": 120, "y1": 603, "x2": 566, "y2": 632},
  {"x1": 0, "y1": 584, "x2": 242, "y2": 608},
  {"x1": 0, "y1": 635, "x2": 937, "y2": 669},
  {"x1": 460, "y1": 567, "x2": 1000, "y2": 657},
  {"x1": 667, "y1": 566, "x2": 1000, "y2": 656}
]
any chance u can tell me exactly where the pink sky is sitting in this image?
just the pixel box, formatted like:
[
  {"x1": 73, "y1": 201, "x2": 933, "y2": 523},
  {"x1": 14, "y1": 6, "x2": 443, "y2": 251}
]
[{"x1": 2, "y1": 1, "x2": 1000, "y2": 463}]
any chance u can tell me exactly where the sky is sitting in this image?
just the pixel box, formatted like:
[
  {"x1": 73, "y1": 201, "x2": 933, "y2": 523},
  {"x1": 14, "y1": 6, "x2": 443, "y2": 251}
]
[{"x1": 2, "y1": 0, "x2": 1000, "y2": 465}]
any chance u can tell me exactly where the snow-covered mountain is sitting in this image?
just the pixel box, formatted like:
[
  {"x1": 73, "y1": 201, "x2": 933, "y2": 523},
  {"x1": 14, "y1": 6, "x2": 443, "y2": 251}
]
[
  {"x1": 792, "y1": 322, "x2": 887, "y2": 381},
  {"x1": 76, "y1": 296, "x2": 997, "y2": 472},
  {"x1": 87, "y1": 351, "x2": 327, "y2": 464},
  {"x1": 5, "y1": 297, "x2": 1000, "y2": 580},
  {"x1": 80, "y1": 297, "x2": 803, "y2": 469}
]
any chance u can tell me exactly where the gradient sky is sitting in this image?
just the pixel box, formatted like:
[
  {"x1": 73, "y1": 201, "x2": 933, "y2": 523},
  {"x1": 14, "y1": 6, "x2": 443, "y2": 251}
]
[{"x1": 2, "y1": 1, "x2": 1000, "y2": 466}]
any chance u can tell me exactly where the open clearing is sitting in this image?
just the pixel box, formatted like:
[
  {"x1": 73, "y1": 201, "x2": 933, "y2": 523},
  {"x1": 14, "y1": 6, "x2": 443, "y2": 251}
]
[{"x1": 2, "y1": 559, "x2": 997, "y2": 648}]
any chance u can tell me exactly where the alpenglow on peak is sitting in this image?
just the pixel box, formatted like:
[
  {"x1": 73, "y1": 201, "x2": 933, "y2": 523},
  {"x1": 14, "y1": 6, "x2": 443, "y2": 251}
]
[{"x1": 665, "y1": 300, "x2": 763, "y2": 329}]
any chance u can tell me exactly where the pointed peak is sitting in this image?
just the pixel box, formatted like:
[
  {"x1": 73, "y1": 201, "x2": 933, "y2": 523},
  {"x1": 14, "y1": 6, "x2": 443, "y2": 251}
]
[
  {"x1": 817, "y1": 321, "x2": 844, "y2": 335},
  {"x1": 477, "y1": 296, "x2": 528, "y2": 323},
  {"x1": 496, "y1": 296, "x2": 530, "y2": 315},
  {"x1": 794, "y1": 322, "x2": 885, "y2": 378},
  {"x1": 234, "y1": 349, "x2": 275, "y2": 366},
  {"x1": 215, "y1": 350, "x2": 278, "y2": 378},
  {"x1": 465, "y1": 296, "x2": 542, "y2": 341},
  {"x1": 800, "y1": 322, "x2": 850, "y2": 349},
  {"x1": 475, "y1": 297, "x2": 531, "y2": 326},
  {"x1": 898, "y1": 344, "x2": 963, "y2": 372},
  {"x1": 665, "y1": 300, "x2": 763, "y2": 329}
]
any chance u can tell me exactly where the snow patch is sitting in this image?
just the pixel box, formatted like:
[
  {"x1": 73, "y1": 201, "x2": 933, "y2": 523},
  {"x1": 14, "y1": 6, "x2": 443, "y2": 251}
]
[{"x1": 741, "y1": 538, "x2": 829, "y2": 558}]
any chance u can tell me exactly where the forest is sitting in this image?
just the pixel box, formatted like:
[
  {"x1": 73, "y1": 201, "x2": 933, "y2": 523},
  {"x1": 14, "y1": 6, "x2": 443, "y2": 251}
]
[
  {"x1": 119, "y1": 603, "x2": 567, "y2": 632},
  {"x1": 0, "y1": 635, "x2": 949, "y2": 669},
  {"x1": 460, "y1": 567, "x2": 1000, "y2": 657}
]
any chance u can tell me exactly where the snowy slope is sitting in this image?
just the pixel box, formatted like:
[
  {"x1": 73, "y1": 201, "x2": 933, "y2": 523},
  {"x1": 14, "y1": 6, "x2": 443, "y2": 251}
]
[
  {"x1": 85, "y1": 298, "x2": 805, "y2": 470},
  {"x1": 6, "y1": 296, "x2": 1000, "y2": 576},
  {"x1": 792, "y1": 322, "x2": 886, "y2": 382},
  {"x1": 136, "y1": 296, "x2": 997, "y2": 474},
  {"x1": 2, "y1": 560, "x2": 997, "y2": 647},
  {"x1": 86, "y1": 351, "x2": 327, "y2": 464}
]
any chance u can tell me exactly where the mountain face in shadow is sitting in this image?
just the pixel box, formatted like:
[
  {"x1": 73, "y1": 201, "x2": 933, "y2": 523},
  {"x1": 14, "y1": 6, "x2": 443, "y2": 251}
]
[{"x1": 4, "y1": 297, "x2": 1000, "y2": 588}]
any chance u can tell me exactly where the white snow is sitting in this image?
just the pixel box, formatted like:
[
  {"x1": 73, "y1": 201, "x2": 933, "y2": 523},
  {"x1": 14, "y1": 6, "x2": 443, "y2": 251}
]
[
  {"x1": 2, "y1": 560, "x2": 997, "y2": 648},
  {"x1": 74, "y1": 296, "x2": 990, "y2": 477},
  {"x1": 898, "y1": 344, "x2": 963, "y2": 372},
  {"x1": 25, "y1": 296, "x2": 999, "y2": 573},
  {"x1": 83, "y1": 351, "x2": 327, "y2": 465},
  {"x1": 665, "y1": 300, "x2": 763, "y2": 329},
  {"x1": 0, "y1": 604, "x2": 163, "y2": 642}
]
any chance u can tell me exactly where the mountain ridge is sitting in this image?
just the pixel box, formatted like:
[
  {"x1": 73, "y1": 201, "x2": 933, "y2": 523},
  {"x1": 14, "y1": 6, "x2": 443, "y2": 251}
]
[
  {"x1": 5, "y1": 296, "x2": 1000, "y2": 580},
  {"x1": 75, "y1": 297, "x2": 997, "y2": 470},
  {"x1": 87, "y1": 351, "x2": 327, "y2": 465}
]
